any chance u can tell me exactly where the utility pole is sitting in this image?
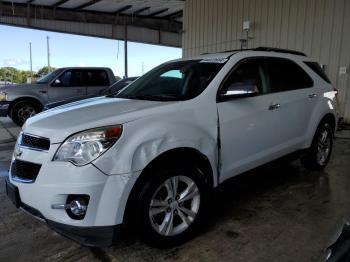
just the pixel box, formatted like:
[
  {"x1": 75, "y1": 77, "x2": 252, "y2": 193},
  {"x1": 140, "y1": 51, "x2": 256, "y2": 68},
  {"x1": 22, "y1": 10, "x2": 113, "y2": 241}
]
[
  {"x1": 47, "y1": 36, "x2": 51, "y2": 72},
  {"x1": 29, "y1": 42, "x2": 33, "y2": 83}
]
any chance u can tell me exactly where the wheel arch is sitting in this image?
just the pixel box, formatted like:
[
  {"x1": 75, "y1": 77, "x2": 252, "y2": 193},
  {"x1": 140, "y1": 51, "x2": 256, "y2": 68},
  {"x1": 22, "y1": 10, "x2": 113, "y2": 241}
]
[
  {"x1": 9, "y1": 96, "x2": 44, "y2": 115},
  {"x1": 122, "y1": 147, "x2": 214, "y2": 225},
  {"x1": 304, "y1": 111, "x2": 337, "y2": 149},
  {"x1": 320, "y1": 113, "x2": 337, "y2": 135}
]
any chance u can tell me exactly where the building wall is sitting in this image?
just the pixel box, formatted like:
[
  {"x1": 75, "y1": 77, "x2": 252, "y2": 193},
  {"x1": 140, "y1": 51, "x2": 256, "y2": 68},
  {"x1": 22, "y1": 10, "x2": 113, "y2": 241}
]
[{"x1": 182, "y1": 0, "x2": 350, "y2": 122}]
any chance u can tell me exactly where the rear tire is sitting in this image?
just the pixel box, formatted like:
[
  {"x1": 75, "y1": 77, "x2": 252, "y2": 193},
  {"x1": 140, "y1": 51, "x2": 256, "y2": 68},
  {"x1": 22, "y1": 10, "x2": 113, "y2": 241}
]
[
  {"x1": 301, "y1": 122, "x2": 333, "y2": 170},
  {"x1": 135, "y1": 163, "x2": 209, "y2": 248},
  {"x1": 10, "y1": 101, "x2": 40, "y2": 126}
]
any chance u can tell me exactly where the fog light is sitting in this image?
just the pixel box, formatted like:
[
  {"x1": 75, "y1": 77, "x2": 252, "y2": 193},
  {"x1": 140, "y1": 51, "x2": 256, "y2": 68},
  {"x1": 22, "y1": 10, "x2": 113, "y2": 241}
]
[
  {"x1": 70, "y1": 199, "x2": 87, "y2": 216},
  {"x1": 66, "y1": 195, "x2": 89, "y2": 220}
]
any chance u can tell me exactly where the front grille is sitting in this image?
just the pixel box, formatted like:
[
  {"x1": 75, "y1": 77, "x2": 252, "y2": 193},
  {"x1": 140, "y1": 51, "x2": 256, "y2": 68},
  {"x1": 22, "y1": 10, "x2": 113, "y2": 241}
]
[
  {"x1": 21, "y1": 133, "x2": 50, "y2": 151},
  {"x1": 11, "y1": 160, "x2": 41, "y2": 183}
]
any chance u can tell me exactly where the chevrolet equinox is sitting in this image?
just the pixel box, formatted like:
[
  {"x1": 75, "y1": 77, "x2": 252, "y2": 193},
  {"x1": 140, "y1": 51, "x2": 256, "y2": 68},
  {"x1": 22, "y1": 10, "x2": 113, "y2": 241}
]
[{"x1": 5, "y1": 47, "x2": 338, "y2": 247}]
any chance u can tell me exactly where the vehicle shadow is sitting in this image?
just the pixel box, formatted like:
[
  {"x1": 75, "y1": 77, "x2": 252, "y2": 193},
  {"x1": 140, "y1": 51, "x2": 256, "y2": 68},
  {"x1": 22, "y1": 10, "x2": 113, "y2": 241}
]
[{"x1": 204, "y1": 155, "x2": 328, "y2": 233}]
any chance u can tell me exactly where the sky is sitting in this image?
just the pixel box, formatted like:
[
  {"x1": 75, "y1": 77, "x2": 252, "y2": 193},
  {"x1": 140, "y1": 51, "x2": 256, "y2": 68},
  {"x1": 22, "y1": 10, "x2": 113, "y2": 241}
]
[{"x1": 0, "y1": 25, "x2": 182, "y2": 77}]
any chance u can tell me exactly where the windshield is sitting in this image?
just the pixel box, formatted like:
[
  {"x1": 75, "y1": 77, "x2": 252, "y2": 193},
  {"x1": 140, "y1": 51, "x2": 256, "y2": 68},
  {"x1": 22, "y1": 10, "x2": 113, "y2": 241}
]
[
  {"x1": 116, "y1": 60, "x2": 225, "y2": 101},
  {"x1": 106, "y1": 77, "x2": 138, "y2": 95},
  {"x1": 36, "y1": 69, "x2": 62, "y2": 84}
]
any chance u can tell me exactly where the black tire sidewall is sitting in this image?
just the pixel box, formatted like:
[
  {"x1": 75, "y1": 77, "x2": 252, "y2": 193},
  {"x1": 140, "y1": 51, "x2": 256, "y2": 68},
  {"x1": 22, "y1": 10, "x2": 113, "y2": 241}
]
[{"x1": 136, "y1": 164, "x2": 209, "y2": 248}]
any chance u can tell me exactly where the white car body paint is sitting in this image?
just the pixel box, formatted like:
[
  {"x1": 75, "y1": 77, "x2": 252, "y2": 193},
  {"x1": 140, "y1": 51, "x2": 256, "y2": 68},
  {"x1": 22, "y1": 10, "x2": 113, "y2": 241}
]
[{"x1": 8, "y1": 50, "x2": 337, "y2": 234}]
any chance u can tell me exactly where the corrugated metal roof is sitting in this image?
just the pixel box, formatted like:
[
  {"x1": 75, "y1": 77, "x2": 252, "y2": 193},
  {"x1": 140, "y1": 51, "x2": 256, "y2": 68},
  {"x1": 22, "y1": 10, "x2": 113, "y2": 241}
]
[{"x1": 2, "y1": 0, "x2": 184, "y2": 22}]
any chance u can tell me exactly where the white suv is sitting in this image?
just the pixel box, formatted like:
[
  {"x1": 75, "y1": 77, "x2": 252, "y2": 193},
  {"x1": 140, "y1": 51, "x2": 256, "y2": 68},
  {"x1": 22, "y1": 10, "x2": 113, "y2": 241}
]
[{"x1": 5, "y1": 47, "x2": 337, "y2": 247}]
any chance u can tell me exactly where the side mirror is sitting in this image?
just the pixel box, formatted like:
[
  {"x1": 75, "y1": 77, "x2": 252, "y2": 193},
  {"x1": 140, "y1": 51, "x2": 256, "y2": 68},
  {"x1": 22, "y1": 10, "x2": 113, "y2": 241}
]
[
  {"x1": 220, "y1": 81, "x2": 259, "y2": 100},
  {"x1": 52, "y1": 79, "x2": 62, "y2": 87}
]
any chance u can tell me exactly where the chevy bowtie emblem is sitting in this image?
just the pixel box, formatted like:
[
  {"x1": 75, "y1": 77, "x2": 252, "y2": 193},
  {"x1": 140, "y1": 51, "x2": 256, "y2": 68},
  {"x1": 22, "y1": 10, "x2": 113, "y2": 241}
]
[{"x1": 14, "y1": 147, "x2": 23, "y2": 158}]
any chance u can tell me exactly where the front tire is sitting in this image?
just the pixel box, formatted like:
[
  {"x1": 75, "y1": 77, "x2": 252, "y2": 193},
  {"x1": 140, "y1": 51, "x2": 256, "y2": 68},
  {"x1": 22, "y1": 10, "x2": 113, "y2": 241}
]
[
  {"x1": 10, "y1": 101, "x2": 39, "y2": 126},
  {"x1": 135, "y1": 163, "x2": 209, "y2": 248},
  {"x1": 301, "y1": 122, "x2": 334, "y2": 170}
]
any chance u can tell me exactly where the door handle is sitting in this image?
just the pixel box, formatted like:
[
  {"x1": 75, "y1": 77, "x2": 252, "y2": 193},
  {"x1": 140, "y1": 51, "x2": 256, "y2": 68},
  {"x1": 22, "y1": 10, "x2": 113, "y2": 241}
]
[
  {"x1": 308, "y1": 93, "x2": 317, "y2": 98},
  {"x1": 39, "y1": 90, "x2": 47, "y2": 94},
  {"x1": 269, "y1": 103, "x2": 281, "y2": 110}
]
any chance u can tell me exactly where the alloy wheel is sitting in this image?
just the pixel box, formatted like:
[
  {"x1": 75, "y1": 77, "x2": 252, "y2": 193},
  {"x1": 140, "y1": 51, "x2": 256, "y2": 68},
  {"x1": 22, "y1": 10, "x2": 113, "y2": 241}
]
[{"x1": 148, "y1": 175, "x2": 201, "y2": 237}]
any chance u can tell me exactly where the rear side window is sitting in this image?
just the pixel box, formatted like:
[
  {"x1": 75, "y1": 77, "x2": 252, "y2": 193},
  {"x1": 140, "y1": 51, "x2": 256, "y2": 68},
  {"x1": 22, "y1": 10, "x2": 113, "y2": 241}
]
[
  {"x1": 304, "y1": 62, "x2": 331, "y2": 83},
  {"x1": 266, "y1": 58, "x2": 313, "y2": 92},
  {"x1": 86, "y1": 70, "x2": 109, "y2": 86}
]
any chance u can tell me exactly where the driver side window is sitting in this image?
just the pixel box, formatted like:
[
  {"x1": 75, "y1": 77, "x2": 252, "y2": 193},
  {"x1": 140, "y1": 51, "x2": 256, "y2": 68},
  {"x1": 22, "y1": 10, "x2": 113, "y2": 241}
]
[
  {"x1": 222, "y1": 59, "x2": 268, "y2": 95},
  {"x1": 55, "y1": 70, "x2": 85, "y2": 87},
  {"x1": 59, "y1": 71, "x2": 72, "y2": 87}
]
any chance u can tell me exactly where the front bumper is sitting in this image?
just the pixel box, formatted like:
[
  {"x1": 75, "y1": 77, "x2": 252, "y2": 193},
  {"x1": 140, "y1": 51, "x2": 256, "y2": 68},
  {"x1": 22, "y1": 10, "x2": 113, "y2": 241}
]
[
  {"x1": 47, "y1": 220, "x2": 124, "y2": 247},
  {"x1": 10, "y1": 144, "x2": 139, "y2": 227},
  {"x1": 7, "y1": 143, "x2": 139, "y2": 246},
  {"x1": 0, "y1": 101, "x2": 10, "y2": 116},
  {"x1": 6, "y1": 176, "x2": 124, "y2": 247}
]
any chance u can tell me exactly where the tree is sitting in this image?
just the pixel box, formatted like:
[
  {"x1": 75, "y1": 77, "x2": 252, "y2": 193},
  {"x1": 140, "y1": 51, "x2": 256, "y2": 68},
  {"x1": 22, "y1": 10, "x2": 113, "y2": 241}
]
[
  {"x1": 0, "y1": 67, "x2": 34, "y2": 84},
  {"x1": 36, "y1": 66, "x2": 56, "y2": 77}
]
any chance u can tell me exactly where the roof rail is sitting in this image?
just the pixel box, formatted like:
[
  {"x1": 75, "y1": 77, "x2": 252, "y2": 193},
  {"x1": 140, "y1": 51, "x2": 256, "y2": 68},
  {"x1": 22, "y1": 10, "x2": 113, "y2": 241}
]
[
  {"x1": 254, "y1": 47, "x2": 307, "y2": 56},
  {"x1": 200, "y1": 47, "x2": 307, "y2": 57}
]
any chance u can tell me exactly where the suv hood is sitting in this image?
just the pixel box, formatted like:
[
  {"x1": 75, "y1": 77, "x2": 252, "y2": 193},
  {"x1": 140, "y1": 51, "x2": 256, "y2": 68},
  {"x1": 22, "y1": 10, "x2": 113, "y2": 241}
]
[{"x1": 24, "y1": 96, "x2": 176, "y2": 143}]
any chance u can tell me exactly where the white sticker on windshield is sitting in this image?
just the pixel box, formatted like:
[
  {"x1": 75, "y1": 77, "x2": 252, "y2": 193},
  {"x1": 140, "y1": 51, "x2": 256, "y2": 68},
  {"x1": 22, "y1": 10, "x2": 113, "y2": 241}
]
[{"x1": 200, "y1": 58, "x2": 228, "y2": 64}]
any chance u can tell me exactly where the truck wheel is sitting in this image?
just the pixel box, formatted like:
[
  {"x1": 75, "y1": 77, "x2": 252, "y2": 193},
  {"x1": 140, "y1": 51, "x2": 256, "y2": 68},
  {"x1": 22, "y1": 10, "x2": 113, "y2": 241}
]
[
  {"x1": 10, "y1": 101, "x2": 39, "y2": 126},
  {"x1": 136, "y1": 163, "x2": 209, "y2": 248},
  {"x1": 301, "y1": 122, "x2": 333, "y2": 170}
]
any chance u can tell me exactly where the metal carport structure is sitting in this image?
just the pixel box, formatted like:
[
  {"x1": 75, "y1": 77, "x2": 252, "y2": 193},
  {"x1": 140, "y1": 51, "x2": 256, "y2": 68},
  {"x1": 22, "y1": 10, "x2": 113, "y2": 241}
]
[{"x1": 0, "y1": 0, "x2": 184, "y2": 76}]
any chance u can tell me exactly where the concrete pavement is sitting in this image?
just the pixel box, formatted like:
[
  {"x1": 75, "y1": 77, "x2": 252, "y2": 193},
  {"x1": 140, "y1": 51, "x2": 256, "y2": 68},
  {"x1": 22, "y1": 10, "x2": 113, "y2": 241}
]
[
  {"x1": 0, "y1": 117, "x2": 19, "y2": 144},
  {"x1": 1, "y1": 117, "x2": 350, "y2": 261},
  {"x1": 0, "y1": 117, "x2": 20, "y2": 177}
]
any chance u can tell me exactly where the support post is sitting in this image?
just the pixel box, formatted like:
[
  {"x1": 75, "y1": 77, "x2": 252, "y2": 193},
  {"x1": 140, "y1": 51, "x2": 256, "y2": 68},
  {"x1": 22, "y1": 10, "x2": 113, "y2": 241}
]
[
  {"x1": 29, "y1": 42, "x2": 33, "y2": 83},
  {"x1": 124, "y1": 23, "x2": 128, "y2": 78}
]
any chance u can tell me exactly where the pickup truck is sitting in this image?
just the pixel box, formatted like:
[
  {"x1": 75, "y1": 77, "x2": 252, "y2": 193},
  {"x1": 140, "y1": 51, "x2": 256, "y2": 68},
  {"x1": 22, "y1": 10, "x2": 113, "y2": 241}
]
[
  {"x1": 0, "y1": 67, "x2": 116, "y2": 125},
  {"x1": 43, "y1": 77, "x2": 138, "y2": 111}
]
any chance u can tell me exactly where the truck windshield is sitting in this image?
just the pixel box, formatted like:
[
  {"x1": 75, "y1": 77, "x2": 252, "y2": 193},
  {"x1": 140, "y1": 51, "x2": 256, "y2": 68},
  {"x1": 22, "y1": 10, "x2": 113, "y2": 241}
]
[
  {"x1": 36, "y1": 69, "x2": 62, "y2": 84},
  {"x1": 116, "y1": 60, "x2": 225, "y2": 101}
]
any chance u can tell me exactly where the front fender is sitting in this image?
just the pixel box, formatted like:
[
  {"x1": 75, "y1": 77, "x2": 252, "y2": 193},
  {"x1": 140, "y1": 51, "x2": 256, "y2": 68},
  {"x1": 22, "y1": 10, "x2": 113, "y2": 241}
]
[
  {"x1": 93, "y1": 109, "x2": 218, "y2": 185},
  {"x1": 7, "y1": 87, "x2": 48, "y2": 106}
]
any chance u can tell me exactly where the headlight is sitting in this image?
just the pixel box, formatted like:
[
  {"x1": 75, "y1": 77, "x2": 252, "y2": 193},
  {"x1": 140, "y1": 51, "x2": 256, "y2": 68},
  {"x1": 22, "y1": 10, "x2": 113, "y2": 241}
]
[
  {"x1": 0, "y1": 92, "x2": 7, "y2": 101},
  {"x1": 53, "y1": 125, "x2": 122, "y2": 166}
]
